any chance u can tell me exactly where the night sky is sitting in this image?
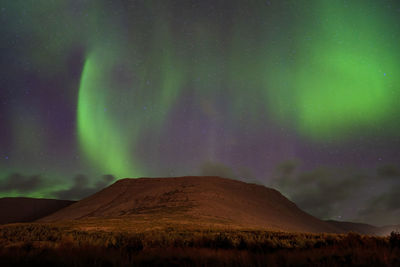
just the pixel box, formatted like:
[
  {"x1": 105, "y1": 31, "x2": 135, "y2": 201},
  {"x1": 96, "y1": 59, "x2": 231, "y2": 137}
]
[{"x1": 0, "y1": 0, "x2": 399, "y2": 225}]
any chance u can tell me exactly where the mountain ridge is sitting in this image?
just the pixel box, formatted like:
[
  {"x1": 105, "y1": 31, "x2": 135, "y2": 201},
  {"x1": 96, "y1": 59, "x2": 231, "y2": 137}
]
[{"x1": 40, "y1": 176, "x2": 341, "y2": 233}]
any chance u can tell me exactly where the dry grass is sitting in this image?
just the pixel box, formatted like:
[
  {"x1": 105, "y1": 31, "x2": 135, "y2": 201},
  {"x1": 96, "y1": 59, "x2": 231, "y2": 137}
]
[{"x1": 0, "y1": 222, "x2": 399, "y2": 266}]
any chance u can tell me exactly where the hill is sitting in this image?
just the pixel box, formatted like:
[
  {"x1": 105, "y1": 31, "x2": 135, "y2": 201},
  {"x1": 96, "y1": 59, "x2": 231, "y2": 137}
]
[
  {"x1": 0, "y1": 197, "x2": 75, "y2": 224},
  {"x1": 40, "y1": 176, "x2": 341, "y2": 233},
  {"x1": 325, "y1": 220, "x2": 380, "y2": 235},
  {"x1": 326, "y1": 220, "x2": 400, "y2": 236}
]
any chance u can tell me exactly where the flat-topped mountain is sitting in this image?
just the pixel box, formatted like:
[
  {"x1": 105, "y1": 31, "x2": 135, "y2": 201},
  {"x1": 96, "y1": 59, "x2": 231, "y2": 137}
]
[
  {"x1": 0, "y1": 197, "x2": 75, "y2": 224},
  {"x1": 40, "y1": 176, "x2": 341, "y2": 233}
]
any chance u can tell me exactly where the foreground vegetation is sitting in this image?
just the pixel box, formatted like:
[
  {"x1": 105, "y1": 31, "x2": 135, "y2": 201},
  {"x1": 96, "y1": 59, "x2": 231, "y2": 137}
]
[{"x1": 0, "y1": 223, "x2": 399, "y2": 266}]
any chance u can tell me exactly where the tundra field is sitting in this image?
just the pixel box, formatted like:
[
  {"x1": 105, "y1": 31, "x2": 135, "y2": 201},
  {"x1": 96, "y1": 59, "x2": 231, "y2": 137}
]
[{"x1": 0, "y1": 222, "x2": 399, "y2": 267}]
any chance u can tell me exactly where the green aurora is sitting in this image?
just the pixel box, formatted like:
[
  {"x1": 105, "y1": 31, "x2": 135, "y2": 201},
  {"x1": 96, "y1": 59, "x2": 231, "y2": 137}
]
[
  {"x1": 265, "y1": 0, "x2": 400, "y2": 140},
  {"x1": 73, "y1": 0, "x2": 400, "y2": 176}
]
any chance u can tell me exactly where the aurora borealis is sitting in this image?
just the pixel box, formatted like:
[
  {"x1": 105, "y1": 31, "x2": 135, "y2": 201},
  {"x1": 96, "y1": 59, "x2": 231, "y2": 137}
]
[{"x1": 0, "y1": 0, "x2": 399, "y2": 225}]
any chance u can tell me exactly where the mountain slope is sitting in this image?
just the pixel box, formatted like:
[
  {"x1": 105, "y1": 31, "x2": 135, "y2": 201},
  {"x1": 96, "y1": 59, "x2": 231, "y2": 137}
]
[
  {"x1": 40, "y1": 176, "x2": 341, "y2": 233},
  {"x1": 0, "y1": 197, "x2": 75, "y2": 224}
]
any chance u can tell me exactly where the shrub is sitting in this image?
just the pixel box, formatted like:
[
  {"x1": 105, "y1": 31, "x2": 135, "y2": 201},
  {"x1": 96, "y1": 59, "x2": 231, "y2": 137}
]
[{"x1": 390, "y1": 231, "x2": 400, "y2": 248}]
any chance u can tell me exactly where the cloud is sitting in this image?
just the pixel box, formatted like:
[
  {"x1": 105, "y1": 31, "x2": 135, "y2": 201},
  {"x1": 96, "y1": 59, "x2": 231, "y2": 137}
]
[
  {"x1": 272, "y1": 166, "x2": 365, "y2": 219},
  {"x1": 357, "y1": 184, "x2": 400, "y2": 225},
  {"x1": 376, "y1": 164, "x2": 400, "y2": 179},
  {"x1": 200, "y1": 162, "x2": 237, "y2": 179},
  {"x1": 270, "y1": 161, "x2": 400, "y2": 225},
  {"x1": 52, "y1": 174, "x2": 116, "y2": 200},
  {"x1": 94, "y1": 174, "x2": 115, "y2": 189},
  {"x1": 0, "y1": 173, "x2": 44, "y2": 193},
  {"x1": 0, "y1": 173, "x2": 116, "y2": 200}
]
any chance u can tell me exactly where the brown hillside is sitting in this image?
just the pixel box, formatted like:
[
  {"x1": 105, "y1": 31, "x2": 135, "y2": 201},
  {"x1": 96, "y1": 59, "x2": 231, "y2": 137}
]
[
  {"x1": 0, "y1": 197, "x2": 75, "y2": 224},
  {"x1": 40, "y1": 176, "x2": 341, "y2": 233}
]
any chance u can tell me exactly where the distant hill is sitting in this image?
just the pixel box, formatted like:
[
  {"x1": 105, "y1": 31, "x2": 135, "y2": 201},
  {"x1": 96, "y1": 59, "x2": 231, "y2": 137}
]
[
  {"x1": 40, "y1": 176, "x2": 342, "y2": 233},
  {"x1": 326, "y1": 220, "x2": 400, "y2": 236},
  {"x1": 325, "y1": 220, "x2": 380, "y2": 235},
  {"x1": 0, "y1": 197, "x2": 75, "y2": 224}
]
